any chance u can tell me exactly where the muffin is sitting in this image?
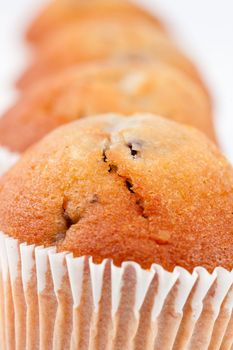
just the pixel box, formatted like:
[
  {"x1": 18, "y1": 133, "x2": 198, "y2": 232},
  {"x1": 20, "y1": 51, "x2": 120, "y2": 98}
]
[
  {"x1": 18, "y1": 17, "x2": 207, "y2": 94},
  {"x1": 26, "y1": 0, "x2": 164, "y2": 43},
  {"x1": 0, "y1": 114, "x2": 232, "y2": 350},
  {"x1": 0, "y1": 113, "x2": 232, "y2": 271},
  {"x1": 2, "y1": 61, "x2": 215, "y2": 152}
]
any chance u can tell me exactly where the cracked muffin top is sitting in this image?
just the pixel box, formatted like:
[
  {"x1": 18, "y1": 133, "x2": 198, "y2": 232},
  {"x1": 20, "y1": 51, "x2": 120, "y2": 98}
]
[
  {"x1": 18, "y1": 16, "x2": 206, "y2": 93},
  {"x1": 1, "y1": 61, "x2": 215, "y2": 152},
  {"x1": 0, "y1": 113, "x2": 232, "y2": 272},
  {"x1": 27, "y1": 0, "x2": 164, "y2": 43}
]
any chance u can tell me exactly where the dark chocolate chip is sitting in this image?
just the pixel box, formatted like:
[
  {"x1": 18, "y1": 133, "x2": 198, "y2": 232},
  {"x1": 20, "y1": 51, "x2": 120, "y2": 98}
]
[
  {"x1": 108, "y1": 164, "x2": 118, "y2": 173},
  {"x1": 102, "y1": 149, "x2": 108, "y2": 163},
  {"x1": 125, "y1": 179, "x2": 134, "y2": 193},
  {"x1": 127, "y1": 141, "x2": 142, "y2": 158}
]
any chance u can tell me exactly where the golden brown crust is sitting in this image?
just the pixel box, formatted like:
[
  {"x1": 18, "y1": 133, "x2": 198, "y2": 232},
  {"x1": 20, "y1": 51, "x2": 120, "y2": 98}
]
[
  {"x1": 18, "y1": 16, "x2": 207, "y2": 95},
  {"x1": 26, "y1": 0, "x2": 165, "y2": 43},
  {"x1": 1, "y1": 61, "x2": 215, "y2": 152},
  {"x1": 0, "y1": 114, "x2": 232, "y2": 272}
]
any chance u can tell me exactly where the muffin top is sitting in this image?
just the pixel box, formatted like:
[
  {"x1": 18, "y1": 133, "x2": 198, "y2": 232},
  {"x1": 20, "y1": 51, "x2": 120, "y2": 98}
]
[
  {"x1": 2, "y1": 61, "x2": 215, "y2": 152},
  {"x1": 27, "y1": 0, "x2": 164, "y2": 43},
  {"x1": 18, "y1": 16, "x2": 205, "y2": 92},
  {"x1": 0, "y1": 114, "x2": 232, "y2": 272}
]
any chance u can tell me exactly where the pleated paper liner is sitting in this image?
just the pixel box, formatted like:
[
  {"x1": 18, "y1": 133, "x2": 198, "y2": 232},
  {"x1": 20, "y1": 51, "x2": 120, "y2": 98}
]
[
  {"x1": 0, "y1": 147, "x2": 19, "y2": 176},
  {"x1": 0, "y1": 231, "x2": 233, "y2": 350}
]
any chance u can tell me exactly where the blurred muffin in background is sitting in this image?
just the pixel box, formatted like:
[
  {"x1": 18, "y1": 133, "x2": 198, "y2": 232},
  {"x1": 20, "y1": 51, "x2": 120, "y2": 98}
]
[
  {"x1": 26, "y1": 0, "x2": 165, "y2": 43},
  {"x1": 1, "y1": 61, "x2": 216, "y2": 152},
  {"x1": 18, "y1": 16, "x2": 208, "y2": 98}
]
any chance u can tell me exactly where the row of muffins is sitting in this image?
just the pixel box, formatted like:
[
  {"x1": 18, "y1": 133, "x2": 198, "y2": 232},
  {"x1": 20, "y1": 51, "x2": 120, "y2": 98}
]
[
  {"x1": 1, "y1": 1, "x2": 233, "y2": 350},
  {"x1": 0, "y1": 0, "x2": 217, "y2": 153}
]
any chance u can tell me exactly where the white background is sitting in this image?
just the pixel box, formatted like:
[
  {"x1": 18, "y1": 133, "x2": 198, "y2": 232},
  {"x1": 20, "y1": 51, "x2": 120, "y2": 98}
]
[{"x1": 0, "y1": 0, "x2": 232, "y2": 161}]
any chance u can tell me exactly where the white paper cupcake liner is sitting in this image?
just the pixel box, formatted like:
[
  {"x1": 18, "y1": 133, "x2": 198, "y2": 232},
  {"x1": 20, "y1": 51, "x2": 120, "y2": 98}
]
[
  {"x1": 0, "y1": 147, "x2": 19, "y2": 176},
  {"x1": 0, "y1": 231, "x2": 233, "y2": 350}
]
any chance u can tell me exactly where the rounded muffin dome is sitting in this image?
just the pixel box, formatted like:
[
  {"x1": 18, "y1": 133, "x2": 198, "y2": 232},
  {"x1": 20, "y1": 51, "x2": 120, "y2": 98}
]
[
  {"x1": 0, "y1": 113, "x2": 232, "y2": 272},
  {"x1": 0, "y1": 61, "x2": 215, "y2": 152},
  {"x1": 26, "y1": 0, "x2": 164, "y2": 43},
  {"x1": 18, "y1": 16, "x2": 205, "y2": 92}
]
